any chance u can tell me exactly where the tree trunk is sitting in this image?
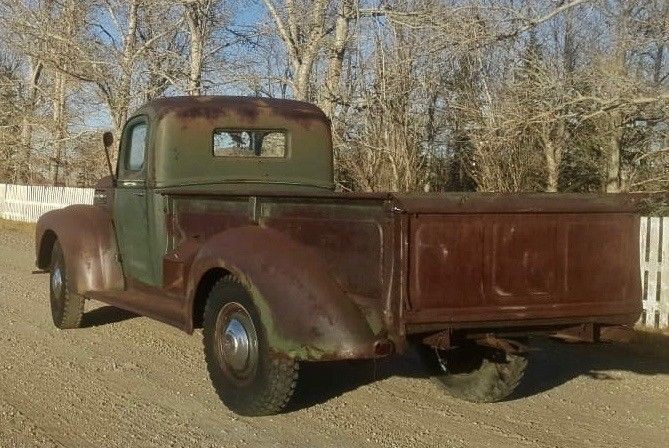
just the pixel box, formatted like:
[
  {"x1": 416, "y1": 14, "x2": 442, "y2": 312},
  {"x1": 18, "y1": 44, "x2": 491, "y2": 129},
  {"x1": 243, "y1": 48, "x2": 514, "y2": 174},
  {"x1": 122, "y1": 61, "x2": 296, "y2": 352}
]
[
  {"x1": 185, "y1": 1, "x2": 206, "y2": 96},
  {"x1": 261, "y1": 0, "x2": 330, "y2": 102},
  {"x1": 543, "y1": 121, "x2": 564, "y2": 193},
  {"x1": 188, "y1": 33, "x2": 204, "y2": 95},
  {"x1": 605, "y1": 131, "x2": 622, "y2": 193},
  {"x1": 322, "y1": 0, "x2": 354, "y2": 117},
  {"x1": 544, "y1": 141, "x2": 559, "y2": 193},
  {"x1": 18, "y1": 117, "x2": 32, "y2": 184},
  {"x1": 652, "y1": 42, "x2": 665, "y2": 86},
  {"x1": 293, "y1": 61, "x2": 313, "y2": 101},
  {"x1": 16, "y1": 61, "x2": 42, "y2": 184},
  {"x1": 111, "y1": 0, "x2": 140, "y2": 142},
  {"x1": 52, "y1": 72, "x2": 66, "y2": 186}
]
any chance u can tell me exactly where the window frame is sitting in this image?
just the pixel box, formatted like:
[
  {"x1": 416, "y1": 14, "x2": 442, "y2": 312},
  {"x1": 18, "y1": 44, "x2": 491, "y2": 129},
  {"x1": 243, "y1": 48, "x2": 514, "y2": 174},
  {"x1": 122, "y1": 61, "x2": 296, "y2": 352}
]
[{"x1": 117, "y1": 115, "x2": 149, "y2": 181}]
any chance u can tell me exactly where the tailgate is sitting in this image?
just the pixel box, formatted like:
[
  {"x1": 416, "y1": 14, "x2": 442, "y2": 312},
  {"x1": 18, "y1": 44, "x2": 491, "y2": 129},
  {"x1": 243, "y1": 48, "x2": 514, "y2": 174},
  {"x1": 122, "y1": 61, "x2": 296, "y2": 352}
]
[{"x1": 401, "y1": 194, "x2": 642, "y2": 325}]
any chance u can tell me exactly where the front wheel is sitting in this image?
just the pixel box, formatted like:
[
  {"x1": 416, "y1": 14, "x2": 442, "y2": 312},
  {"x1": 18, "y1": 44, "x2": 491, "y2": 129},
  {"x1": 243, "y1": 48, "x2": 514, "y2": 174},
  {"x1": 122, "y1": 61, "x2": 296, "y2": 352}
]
[
  {"x1": 203, "y1": 275, "x2": 298, "y2": 416},
  {"x1": 417, "y1": 342, "x2": 528, "y2": 403},
  {"x1": 49, "y1": 240, "x2": 84, "y2": 329}
]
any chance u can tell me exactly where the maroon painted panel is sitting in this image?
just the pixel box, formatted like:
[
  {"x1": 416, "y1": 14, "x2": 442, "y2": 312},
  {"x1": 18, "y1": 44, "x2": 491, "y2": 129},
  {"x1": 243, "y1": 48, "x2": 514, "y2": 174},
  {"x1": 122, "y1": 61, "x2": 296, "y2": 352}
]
[
  {"x1": 263, "y1": 216, "x2": 385, "y2": 299},
  {"x1": 411, "y1": 216, "x2": 484, "y2": 308},
  {"x1": 563, "y1": 215, "x2": 637, "y2": 302},
  {"x1": 169, "y1": 197, "x2": 391, "y2": 306},
  {"x1": 260, "y1": 200, "x2": 391, "y2": 303},
  {"x1": 408, "y1": 213, "x2": 641, "y2": 323},
  {"x1": 485, "y1": 216, "x2": 557, "y2": 303},
  {"x1": 170, "y1": 197, "x2": 251, "y2": 245}
]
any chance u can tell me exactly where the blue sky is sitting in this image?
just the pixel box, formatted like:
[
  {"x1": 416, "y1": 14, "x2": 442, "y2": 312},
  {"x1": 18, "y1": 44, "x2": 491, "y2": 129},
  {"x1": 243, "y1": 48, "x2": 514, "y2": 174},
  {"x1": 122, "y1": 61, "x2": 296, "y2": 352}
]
[{"x1": 80, "y1": 0, "x2": 269, "y2": 131}]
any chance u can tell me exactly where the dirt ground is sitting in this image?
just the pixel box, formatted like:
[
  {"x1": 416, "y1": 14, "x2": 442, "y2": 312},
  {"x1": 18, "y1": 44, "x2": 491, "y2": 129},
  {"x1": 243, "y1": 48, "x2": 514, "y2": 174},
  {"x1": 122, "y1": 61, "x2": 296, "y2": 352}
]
[{"x1": 0, "y1": 224, "x2": 667, "y2": 448}]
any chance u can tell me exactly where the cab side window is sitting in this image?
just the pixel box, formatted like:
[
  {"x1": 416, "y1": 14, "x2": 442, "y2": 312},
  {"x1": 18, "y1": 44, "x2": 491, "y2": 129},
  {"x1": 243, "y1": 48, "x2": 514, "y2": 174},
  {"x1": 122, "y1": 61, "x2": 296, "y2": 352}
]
[{"x1": 125, "y1": 123, "x2": 148, "y2": 172}]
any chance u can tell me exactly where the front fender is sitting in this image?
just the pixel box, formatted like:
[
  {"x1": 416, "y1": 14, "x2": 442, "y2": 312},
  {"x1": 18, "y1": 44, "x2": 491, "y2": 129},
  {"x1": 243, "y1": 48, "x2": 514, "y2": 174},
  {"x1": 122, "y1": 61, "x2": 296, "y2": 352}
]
[
  {"x1": 36, "y1": 205, "x2": 124, "y2": 295},
  {"x1": 186, "y1": 226, "x2": 381, "y2": 360}
]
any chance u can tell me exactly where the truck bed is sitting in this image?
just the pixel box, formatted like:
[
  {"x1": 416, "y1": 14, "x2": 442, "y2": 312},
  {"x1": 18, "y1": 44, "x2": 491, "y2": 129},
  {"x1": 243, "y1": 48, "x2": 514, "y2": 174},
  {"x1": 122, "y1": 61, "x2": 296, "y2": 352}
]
[{"x1": 164, "y1": 190, "x2": 641, "y2": 336}]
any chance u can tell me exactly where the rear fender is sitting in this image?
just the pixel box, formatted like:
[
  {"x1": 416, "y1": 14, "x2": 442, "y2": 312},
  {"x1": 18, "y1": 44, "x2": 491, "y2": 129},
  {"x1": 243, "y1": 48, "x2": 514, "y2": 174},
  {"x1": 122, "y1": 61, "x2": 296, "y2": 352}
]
[
  {"x1": 186, "y1": 226, "x2": 379, "y2": 360},
  {"x1": 36, "y1": 205, "x2": 124, "y2": 294}
]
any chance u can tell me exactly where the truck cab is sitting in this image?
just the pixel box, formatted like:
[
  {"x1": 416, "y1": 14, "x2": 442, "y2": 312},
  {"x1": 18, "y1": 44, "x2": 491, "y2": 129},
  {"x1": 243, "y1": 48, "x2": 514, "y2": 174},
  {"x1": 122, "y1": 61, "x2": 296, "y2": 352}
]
[{"x1": 111, "y1": 96, "x2": 335, "y2": 288}]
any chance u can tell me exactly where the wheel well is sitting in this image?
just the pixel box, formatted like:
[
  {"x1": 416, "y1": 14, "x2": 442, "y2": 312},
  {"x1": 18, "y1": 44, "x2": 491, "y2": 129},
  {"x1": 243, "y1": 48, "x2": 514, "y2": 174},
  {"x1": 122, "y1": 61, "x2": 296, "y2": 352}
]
[
  {"x1": 192, "y1": 268, "x2": 230, "y2": 329},
  {"x1": 37, "y1": 230, "x2": 57, "y2": 270}
]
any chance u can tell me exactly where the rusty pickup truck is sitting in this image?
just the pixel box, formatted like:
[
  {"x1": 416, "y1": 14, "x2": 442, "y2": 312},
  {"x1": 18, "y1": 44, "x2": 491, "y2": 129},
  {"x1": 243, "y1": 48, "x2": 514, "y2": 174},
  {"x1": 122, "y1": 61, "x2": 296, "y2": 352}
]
[{"x1": 35, "y1": 96, "x2": 641, "y2": 416}]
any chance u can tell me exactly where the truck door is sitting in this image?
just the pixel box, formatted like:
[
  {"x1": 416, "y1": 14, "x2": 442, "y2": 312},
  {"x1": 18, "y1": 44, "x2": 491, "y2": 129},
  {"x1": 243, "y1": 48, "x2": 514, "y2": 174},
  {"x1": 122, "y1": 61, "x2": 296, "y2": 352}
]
[{"x1": 114, "y1": 116, "x2": 154, "y2": 285}]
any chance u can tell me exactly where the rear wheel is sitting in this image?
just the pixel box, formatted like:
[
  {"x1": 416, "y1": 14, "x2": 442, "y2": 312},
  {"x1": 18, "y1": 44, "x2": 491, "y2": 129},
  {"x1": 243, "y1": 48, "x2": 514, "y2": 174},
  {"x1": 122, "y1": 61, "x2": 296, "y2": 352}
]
[
  {"x1": 418, "y1": 341, "x2": 528, "y2": 403},
  {"x1": 49, "y1": 240, "x2": 84, "y2": 329},
  {"x1": 203, "y1": 275, "x2": 298, "y2": 416}
]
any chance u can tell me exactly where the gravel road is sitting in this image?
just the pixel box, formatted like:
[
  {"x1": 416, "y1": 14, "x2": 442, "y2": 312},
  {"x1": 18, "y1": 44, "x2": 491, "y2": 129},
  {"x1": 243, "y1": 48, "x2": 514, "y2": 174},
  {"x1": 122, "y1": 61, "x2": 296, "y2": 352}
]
[{"x1": 0, "y1": 224, "x2": 667, "y2": 448}]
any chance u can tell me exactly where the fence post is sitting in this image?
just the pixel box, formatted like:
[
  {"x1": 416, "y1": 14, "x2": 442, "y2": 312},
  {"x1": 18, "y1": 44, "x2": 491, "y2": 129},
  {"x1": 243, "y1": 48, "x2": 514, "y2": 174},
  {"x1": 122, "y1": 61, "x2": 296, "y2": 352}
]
[
  {"x1": 660, "y1": 218, "x2": 669, "y2": 328},
  {"x1": 0, "y1": 183, "x2": 6, "y2": 219},
  {"x1": 640, "y1": 216, "x2": 669, "y2": 329}
]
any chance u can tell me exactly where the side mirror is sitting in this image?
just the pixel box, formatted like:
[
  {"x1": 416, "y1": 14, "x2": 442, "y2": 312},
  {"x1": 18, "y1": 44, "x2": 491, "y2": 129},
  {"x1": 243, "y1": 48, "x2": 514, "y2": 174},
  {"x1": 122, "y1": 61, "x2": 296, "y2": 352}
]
[
  {"x1": 103, "y1": 131, "x2": 114, "y2": 148},
  {"x1": 102, "y1": 131, "x2": 116, "y2": 183}
]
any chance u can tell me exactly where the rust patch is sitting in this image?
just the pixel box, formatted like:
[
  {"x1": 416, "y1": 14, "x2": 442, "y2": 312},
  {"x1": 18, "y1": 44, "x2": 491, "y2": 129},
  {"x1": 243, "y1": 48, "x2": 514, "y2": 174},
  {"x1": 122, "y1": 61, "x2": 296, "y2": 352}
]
[
  {"x1": 139, "y1": 95, "x2": 327, "y2": 126},
  {"x1": 423, "y1": 330, "x2": 451, "y2": 350},
  {"x1": 552, "y1": 323, "x2": 597, "y2": 343},
  {"x1": 475, "y1": 334, "x2": 530, "y2": 354},
  {"x1": 35, "y1": 205, "x2": 124, "y2": 294}
]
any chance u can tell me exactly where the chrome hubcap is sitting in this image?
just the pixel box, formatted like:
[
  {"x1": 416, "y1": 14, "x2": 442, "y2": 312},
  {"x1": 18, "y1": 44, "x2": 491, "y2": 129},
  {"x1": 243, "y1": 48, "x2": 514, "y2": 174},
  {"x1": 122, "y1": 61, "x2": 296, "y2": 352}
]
[
  {"x1": 215, "y1": 302, "x2": 259, "y2": 382},
  {"x1": 51, "y1": 265, "x2": 63, "y2": 297},
  {"x1": 223, "y1": 318, "x2": 251, "y2": 371}
]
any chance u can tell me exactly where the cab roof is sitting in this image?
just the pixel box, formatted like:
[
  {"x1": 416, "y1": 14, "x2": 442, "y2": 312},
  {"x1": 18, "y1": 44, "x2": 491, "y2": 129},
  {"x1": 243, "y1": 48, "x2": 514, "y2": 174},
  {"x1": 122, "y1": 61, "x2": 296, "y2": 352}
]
[
  {"x1": 128, "y1": 95, "x2": 334, "y2": 191},
  {"x1": 135, "y1": 95, "x2": 328, "y2": 125}
]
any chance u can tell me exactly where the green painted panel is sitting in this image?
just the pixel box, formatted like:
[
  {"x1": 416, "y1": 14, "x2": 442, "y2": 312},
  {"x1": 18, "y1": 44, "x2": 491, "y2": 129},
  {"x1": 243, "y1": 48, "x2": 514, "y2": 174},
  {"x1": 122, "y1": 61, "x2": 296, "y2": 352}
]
[{"x1": 114, "y1": 185, "x2": 154, "y2": 285}]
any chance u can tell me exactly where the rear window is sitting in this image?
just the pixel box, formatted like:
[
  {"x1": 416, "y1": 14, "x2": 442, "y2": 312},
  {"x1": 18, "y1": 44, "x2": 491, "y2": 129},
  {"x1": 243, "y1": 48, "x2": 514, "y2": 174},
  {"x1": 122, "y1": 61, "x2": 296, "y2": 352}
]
[{"x1": 213, "y1": 129, "x2": 287, "y2": 158}]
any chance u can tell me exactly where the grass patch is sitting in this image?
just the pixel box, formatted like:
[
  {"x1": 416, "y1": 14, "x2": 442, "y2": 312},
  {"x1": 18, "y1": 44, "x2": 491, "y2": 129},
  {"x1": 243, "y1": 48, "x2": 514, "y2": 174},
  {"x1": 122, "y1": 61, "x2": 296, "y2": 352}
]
[
  {"x1": 630, "y1": 327, "x2": 669, "y2": 357},
  {"x1": 633, "y1": 326, "x2": 669, "y2": 341},
  {"x1": 0, "y1": 218, "x2": 36, "y2": 234}
]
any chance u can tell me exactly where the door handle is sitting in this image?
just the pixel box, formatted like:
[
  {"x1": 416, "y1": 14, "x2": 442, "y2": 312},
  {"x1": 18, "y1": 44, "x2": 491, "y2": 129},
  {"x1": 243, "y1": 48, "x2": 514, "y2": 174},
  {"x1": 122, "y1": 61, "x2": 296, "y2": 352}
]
[{"x1": 122, "y1": 180, "x2": 143, "y2": 187}]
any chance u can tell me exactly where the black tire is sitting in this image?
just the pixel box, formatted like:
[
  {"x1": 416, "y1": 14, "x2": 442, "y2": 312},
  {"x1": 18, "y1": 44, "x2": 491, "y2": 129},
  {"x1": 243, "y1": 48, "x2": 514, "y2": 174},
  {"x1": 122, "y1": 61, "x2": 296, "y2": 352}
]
[
  {"x1": 203, "y1": 275, "x2": 298, "y2": 416},
  {"x1": 49, "y1": 240, "x2": 84, "y2": 329},
  {"x1": 417, "y1": 342, "x2": 528, "y2": 403}
]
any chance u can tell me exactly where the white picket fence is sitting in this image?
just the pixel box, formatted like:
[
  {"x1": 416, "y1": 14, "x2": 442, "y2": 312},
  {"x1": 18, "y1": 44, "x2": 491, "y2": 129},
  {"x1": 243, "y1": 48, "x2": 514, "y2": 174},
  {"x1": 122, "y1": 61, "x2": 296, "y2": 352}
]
[
  {"x1": 0, "y1": 183, "x2": 667, "y2": 329},
  {"x1": 639, "y1": 217, "x2": 669, "y2": 330},
  {"x1": 0, "y1": 183, "x2": 94, "y2": 222}
]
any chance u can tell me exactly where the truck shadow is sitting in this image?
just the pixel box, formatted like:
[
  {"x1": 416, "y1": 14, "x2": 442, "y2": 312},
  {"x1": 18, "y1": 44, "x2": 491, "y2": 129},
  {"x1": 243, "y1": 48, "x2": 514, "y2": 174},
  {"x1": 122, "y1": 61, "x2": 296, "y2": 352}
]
[
  {"x1": 81, "y1": 305, "x2": 138, "y2": 328},
  {"x1": 288, "y1": 333, "x2": 669, "y2": 412},
  {"x1": 512, "y1": 333, "x2": 669, "y2": 400},
  {"x1": 288, "y1": 351, "x2": 428, "y2": 412}
]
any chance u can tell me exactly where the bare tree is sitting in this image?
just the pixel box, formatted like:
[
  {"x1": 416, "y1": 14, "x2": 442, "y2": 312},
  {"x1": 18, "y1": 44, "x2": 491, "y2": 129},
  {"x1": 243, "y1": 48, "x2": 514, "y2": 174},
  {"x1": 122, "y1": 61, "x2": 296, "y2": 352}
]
[
  {"x1": 183, "y1": 0, "x2": 214, "y2": 95},
  {"x1": 0, "y1": 0, "x2": 666, "y2": 195},
  {"x1": 17, "y1": 58, "x2": 42, "y2": 184},
  {"x1": 0, "y1": 49, "x2": 22, "y2": 183},
  {"x1": 261, "y1": 0, "x2": 334, "y2": 101},
  {"x1": 321, "y1": 0, "x2": 355, "y2": 117}
]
